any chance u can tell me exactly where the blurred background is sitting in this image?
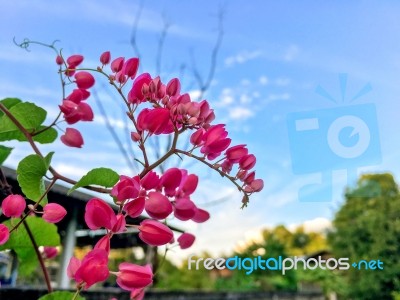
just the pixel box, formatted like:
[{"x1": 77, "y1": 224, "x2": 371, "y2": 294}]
[{"x1": 1, "y1": 1, "x2": 400, "y2": 299}]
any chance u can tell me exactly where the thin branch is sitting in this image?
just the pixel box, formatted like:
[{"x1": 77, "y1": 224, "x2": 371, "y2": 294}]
[
  {"x1": 92, "y1": 88, "x2": 137, "y2": 172},
  {"x1": 130, "y1": 0, "x2": 145, "y2": 63},
  {"x1": 191, "y1": 7, "x2": 225, "y2": 100},
  {"x1": 156, "y1": 14, "x2": 171, "y2": 75},
  {"x1": 23, "y1": 220, "x2": 53, "y2": 292}
]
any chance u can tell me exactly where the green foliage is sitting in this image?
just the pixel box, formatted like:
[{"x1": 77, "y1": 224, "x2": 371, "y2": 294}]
[
  {"x1": 0, "y1": 145, "x2": 12, "y2": 165},
  {"x1": 329, "y1": 173, "x2": 400, "y2": 300},
  {"x1": 17, "y1": 152, "x2": 54, "y2": 204},
  {"x1": 69, "y1": 167, "x2": 120, "y2": 194},
  {"x1": 0, "y1": 216, "x2": 61, "y2": 276},
  {"x1": 0, "y1": 99, "x2": 57, "y2": 144},
  {"x1": 38, "y1": 291, "x2": 85, "y2": 300}
]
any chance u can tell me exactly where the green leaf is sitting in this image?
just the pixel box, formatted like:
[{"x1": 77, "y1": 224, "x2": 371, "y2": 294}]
[
  {"x1": 0, "y1": 217, "x2": 61, "y2": 276},
  {"x1": 69, "y1": 167, "x2": 119, "y2": 194},
  {"x1": 0, "y1": 101, "x2": 57, "y2": 144},
  {"x1": 38, "y1": 291, "x2": 85, "y2": 300},
  {"x1": 0, "y1": 97, "x2": 22, "y2": 117},
  {"x1": 17, "y1": 153, "x2": 53, "y2": 203},
  {"x1": 0, "y1": 145, "x2": 13, "y2": 165}
]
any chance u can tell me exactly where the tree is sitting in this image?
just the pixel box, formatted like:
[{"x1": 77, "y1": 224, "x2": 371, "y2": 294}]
[{"x1": 329, "y1": 173, "x2": 400, "y2": 299}]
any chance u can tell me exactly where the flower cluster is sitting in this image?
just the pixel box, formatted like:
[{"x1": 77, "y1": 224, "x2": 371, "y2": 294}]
[{"x1": 1, "y1": 47, "x2": 264, "y2": 297}]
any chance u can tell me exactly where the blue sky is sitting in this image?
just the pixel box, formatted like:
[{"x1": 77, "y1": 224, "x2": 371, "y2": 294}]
[{"x1": 1, "y1": 1, "x2": 400, "y2": 262}]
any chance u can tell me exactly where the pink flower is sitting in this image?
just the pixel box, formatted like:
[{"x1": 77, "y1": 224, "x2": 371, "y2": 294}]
[
  {"x1": 190, "y1": 128, "x2": 205, "y2": 146},
  {"x1": 84, "y1": 198, "x2": 116, "y2": 230},
  {"x1": 177, "y1": 233, "x2": 195, "y2": 249},
  {"x1": 112, "y1": 214, "x2": 126, "y2": 233},
  {"x1": 130, "y1": 288, "x2": 145, "y2": 300},
  {"x1": 67, "y1": 55, "x2": 84, "y2": 66},
  {"x1": 144, "y1": 192, "x2": 173, "y2": 220},
  {"x1": 166, "y1": 78, "x2": 181, "y2": 97},
  {"x1": 137, "y1": 108, "x2": 172, "y2": 135},
  {"x1": 100, "y1": 51, "x2": 111, "y2": 65},
  {"x1": 138, "y1": 219, "x2": 173, "y2": 246},
  {"x1": 68, "y1": 249, "x2": 109, "y2": 289},
  {"x1": 42, "y1": 203, "x2": 67, "y2": 223},
  {"x1": 160, "y1": 168, "x2": 182, "y2": 196},
  {"x1": 225, "y1": 144, "x2": 248, "y2": 163},
  {"x1": 75, "y1": 71, "x2": 95, "y2": 89},
  {"x1": 200, "y1": 124, "x2": 231, "y2": 160},
  {"x1": 140, "y1": 171, "x2": 160, "y2": 190},
  {"x1": 2, "y1": 194, "x2": 26, "y2": 218},
  {"x1": 43, "y1": 246, "x2": 58, "y2": 259},
  {"x1": 244, "y1": 179, "x2": 264, "y2": 193},
  {"x1": 61, "y1": 128, "x2": 84, "y2": 148},
  {"x1": 116, "y1": 263, "x2": 153, "y2": 291},
  {"x1": 0, "y1": 224, "x2": 10, "y2": 245},
  {"x1": 127, "y1": 73, "x2": 152, "y2": 103},
  {"x1": 191, "y1": 208, "x2": 210, "y2": 223},
  {"x1": 180, "y1": 174, "x2": 198, "y2": 196},
  {"x1": 174, "y1": 198, "x2": 196, "y2": 221},
  {"x1": 111, "y1": 57, "x2": 125, "y2": 73},
  {"x1": 239, "y1": 154, "x2": 256, "y2": 170},
  {"x1": 94, "y1": 235, "x2": 111, "y2": 254},
  {"x1": 123, "y1": 197, "x2": 145, "y2": 218},
  {"x1": 112, "y1": 175, "x2": 141, "y2": 202},
  {"x1": 123, "y1": 58, "x2": 139, "y2": 79}
]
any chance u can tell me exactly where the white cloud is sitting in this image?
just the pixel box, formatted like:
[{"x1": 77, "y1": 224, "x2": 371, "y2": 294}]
[
  {"x1": 240, "y1": 94, "x2": 251, "y2": 104},
  {"x1": 283, "y1": 44, "x2": 299, "y2": 62},
  {"x1": 267, "y1": 93, "x2": 290, "y2": 101},
  {"x1": 229, "y1": 107, "x2": 254, "y2": 120},
  {"x1": 224, "y1": 50, "x2": 262, "y2": 67},
  {"x1": 275, "y1": 77, "x2": 291, "y2": 86},
  {"x1": 259, "y1": 76, "x2": 269, "y2": 85},
  {"x1": 288, "y1": 217, "x2": 332, "y2": 233}
]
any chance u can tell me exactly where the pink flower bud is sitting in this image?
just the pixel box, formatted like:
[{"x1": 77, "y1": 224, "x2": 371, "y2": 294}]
[
  {"x1": 2, "y1": 194, "x2": 26, "y2": 218},
  {"x1": 138, "y1": 219, "x2": 173, "y2": 246},
  {"x1": 131, "y1": 132, "x2": 141, "y2": 142},
  {"x1": 237, "y1": 170, "x2": 247, "y2": 181},
  {"x1": 94, "y1": 235, "x2": 111, "y2": 254},
  {"x1": 43, "y1": 203, "x2": 67, "y2": 223},
  {"x1": 190, "y1": 128, "x2": 205, "y2": 146},
  {"x1": 100, "y1": 51, "x2": 111, "y2": 65},
  {"x1": 67, "y1": 54, "x2": 84, "y2": 66},
  {"x1": 177, "y1": 233, "x2": 195, "y2": 249},
  {"x1": 77, "y1": 102, "x2": 94, "y2": 121},
  {"x1": 174, "y1": 198, "x2": 196, "y2": 221},
  {"x1": 112, "y1": 175, "x2": 141, "y2": 202},
  {"x1": 84, "y1": 198, "x2": 117, "y2": 230},
  {"x1": 112, "y1": 214, "x2": 126, "y2": 233},
  {"x1": 116, "y1": 263, "x2": 153, "y2": 291},
  {"x1": 61, "y1": 128, "x2": 84, "y2": 148},
  {"x1": 66, "y1": 89, "x2": 84, "y2": 104},
  {"x1": 56, "y1": 55, "x2": 64, "y2": 65},
  {"x1": 166, "y1": 78, "x2": 181, "y2": 97},
  {"x1": 225, "y1": 144, "x2": 248, "y2": 163},
  {"x1": 123, "y1": 197, "x2": 145, "y2": 218},
  {"x1": 43, "y1": 246, "x2": 58, "y2": 259},
  {"x1": 75, "y1": 71, "x2": 95, "y2": 89},
  {"x1": 191, "y1": 208, "x2": 210, "y2": 223},
  {"x1": 123, "y1": 58, "x2": 139, "y2": 79},
  {"x1": 239, "y1": 154, "x2": 256, "y2": 170},
  {"x1": 130, "y1": 288, "x2": 145, "y2": 300},
  {"x1": 0, "y1": 224, "x2": 10, "y2": 245},
  {"x1": 248, "y1": 179, "x2": 264, "y2": 192},
  {"x1": 221, "y1": 160, "x2": 233, "y2": 174},
  {"x1": 111, "y1": 57, "x2": 125, "y2": 73},
  {"x1": 145, "y1": 192, "x2": 173, "y2": 220},
  {"x1": 67, "y1": 256, "x2": 81, "y2": 279},
  {"x1": 244, "y1": 171, "x2": 255, "y2": 184}
]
